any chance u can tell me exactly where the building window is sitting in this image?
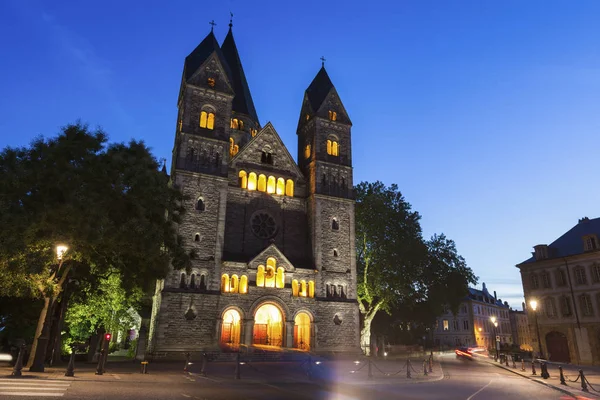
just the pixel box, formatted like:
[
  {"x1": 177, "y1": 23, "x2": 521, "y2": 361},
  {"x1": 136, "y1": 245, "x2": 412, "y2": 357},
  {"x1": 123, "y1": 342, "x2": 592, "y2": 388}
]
[
  {"x1": 292, "y1": 279, "x2": 315, "y2": 298},
  {"x1": 544, "y1": 297, "x2": 556, "y2": 317},
  {"x1": 333, "y1": 249, "x2": 339, "y2": 257},
  {"x1": 229, "y1": 138, "x2": 239, "y2": 157},
  {"x1": 452, "y1": 320, "x2": 459, "y2": 331},
  {"x1": 261, "y1": 150, "x2": 273, "y2": 165},
  {"x1": 285, "y1": 179, "x2": 294, "y2": 197},
  {"x1": 443, "y1": 320, "x2": 449, "y2": 331},
  {"x1": 592, "y1": 263, "x2": 600, "y2": 283},
  {"x1": 561, "y1": 296, "x2": 572, "y2": 316},
  {"x1": 179, "y1": 273, "x2": 187, "y2": 289},
  {"x1": 239, "y1": 275, "x2": 248, "y2": 294},
  {"x1": 248, "y1": 172, "x2": 257, "y2": 191},
  {"x1": 207, "y1": 77, "x2": 215, "y2": 87},
  {"x1": 580, "y1": 294, "x2": 593, "y2": 316},
  {"x1": 239, "y1": 170, "x2": 248, "y2": 189},
  {"x1": 194, "y1": 233, "x2": 201, "y2": 242},
  {"x1": 305, "y1": 114, "x2": 310, "y2": 121},
  {"x1": 584, "y1": 235, "x2": 598, "y2": 251},
  {"x1": 230, "y1": 118, "x2": 239, "y2": 130},
  {"x1": 267, "y1": 176, "x2": 276, "y2": 194},
  {"x1": 328, "y1": 110, "x2": 337, "y2": 121},
  {"x1": 541, "y1": 271, "x2": 551, "y2": 288},
  {"x1": 332, "y1": 218, "x2": 339, "y2": 231},
  {"x1": 195, "y1": 197, "x2": 205, "y2": 212},
  {"x1": 276, "y1": 178, "x2": 285, "y2": 195},
  {"x1": 221, "y1": 274, "x2": 230, "y2": 293},
  {"x1": 530, "y1": 274, "x2": 539, "y2": 289},
  {"x1": 304, "y1": 144, "x2": 311, "y2": 159},
  {"x1": 258, "y1": 174, "x2": 267, "y2": 192},
  {"x1": 251, "y1": 129, "x2": 257, "y2": 137},
  {"x1": 556, "y1": 269, "x2": 567, "y2": 286},
  {"x1": 200, "y1": 110, "x2": 215, "y2": 130},
  {"x1": 326, "y1": 139, "x2": 339, "y2": 156},
  {"x1": 463, "y1": 320, "x2": 469, "y2": 330},
  {"x1": 220, "y1": 309, "x2": 241, "y2": 347},
  {"x1": 575, "y1": 267, "x2": 587, "y2": 285}
]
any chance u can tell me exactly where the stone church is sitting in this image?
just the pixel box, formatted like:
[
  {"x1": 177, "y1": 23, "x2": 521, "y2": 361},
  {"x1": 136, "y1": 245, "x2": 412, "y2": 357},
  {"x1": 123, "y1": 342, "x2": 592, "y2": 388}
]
[{"x1": 148, "y1": 23, "x2": 359, "y2": 356}]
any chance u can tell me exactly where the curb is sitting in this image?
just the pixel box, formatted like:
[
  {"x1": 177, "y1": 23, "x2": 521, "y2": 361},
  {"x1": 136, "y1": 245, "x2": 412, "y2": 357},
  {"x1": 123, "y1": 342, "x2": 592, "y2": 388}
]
[{"x1": 485, "y1": 360, "x2": 583, "y2": 399}]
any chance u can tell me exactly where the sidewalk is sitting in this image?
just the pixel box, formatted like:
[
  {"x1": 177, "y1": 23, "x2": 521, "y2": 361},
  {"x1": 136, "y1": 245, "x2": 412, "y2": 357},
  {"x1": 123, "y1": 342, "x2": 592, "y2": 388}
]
[{"x1": 479, "y1": 356, "x2": 600, "y2": 399}]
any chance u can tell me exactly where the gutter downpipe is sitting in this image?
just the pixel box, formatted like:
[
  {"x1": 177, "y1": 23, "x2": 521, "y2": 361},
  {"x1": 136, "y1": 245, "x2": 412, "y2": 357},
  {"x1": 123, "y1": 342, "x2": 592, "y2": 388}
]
[{"x1": 563, "y1": 257, "x2": 581, "y2": 365}]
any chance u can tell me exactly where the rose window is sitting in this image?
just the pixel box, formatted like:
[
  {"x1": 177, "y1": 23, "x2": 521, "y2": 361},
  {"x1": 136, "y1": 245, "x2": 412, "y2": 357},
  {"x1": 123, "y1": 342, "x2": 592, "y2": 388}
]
[{"x1": 251, "y1": 213, "x2": 277, "y2": 239}]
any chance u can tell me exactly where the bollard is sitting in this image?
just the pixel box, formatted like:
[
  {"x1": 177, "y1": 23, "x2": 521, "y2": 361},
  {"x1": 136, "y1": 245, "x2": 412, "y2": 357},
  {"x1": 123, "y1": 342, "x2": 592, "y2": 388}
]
[
  {"x1": 65, "y1": 350, "x2": 75, "y2": 377},
  {"x1": 429, "y1": 355, "x2": 433, "y2": 373},
  {"x1": 199, "y1": 352, "x2": 207, "y2": 376},
  {"x1": 95, "y1": 349, "x2": 105, "y2": 375},
  {"x1": 580, "y1": 370, "x2": 588, "y2": 392},
  {"x1": 234, "y1": 352, "x2": 241, "y2": 380},
  {"x1": 11, "y1": 345, "x2": 26, "y2": 377},
  {"x1": 505, "y1": 355, "x2": 509, "y2": 367},
  {"x1": 368, "y1": 359, "x2": 373, "y2": 380},
  {"x1": 512, "y1": 356, "x2": 516, "y2": 369},
  {"x1": 559, "y1": 366, "x2": 566, "y2": 385},
  {"x1": 423, "y1": 359, "x2": 428, "y2": 376},
  {"x1": 406, "y1": 359, "x2": 411, "y2": 379},
  {"x1": 140, "y1": 361, "x2": 148, "y2": 374},
  {"x1": 521, "y1": 359, "x2": 525, "y2": 371},
  {"x1": 541, "y1": 362, "x2": 550, "y2": 379},
  {"x1": 184, "y1": 352, "x2": 191, "y2": 372},
  {"x1": 531, "y1": 360, "x2": 536, "y2": 376}
]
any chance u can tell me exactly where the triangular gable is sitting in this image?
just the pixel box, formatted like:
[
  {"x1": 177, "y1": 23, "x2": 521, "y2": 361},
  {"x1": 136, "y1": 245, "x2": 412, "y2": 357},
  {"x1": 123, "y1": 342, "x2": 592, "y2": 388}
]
[
  {"x1": 315, "y1": 88, "x2": 352, "y2": 126},
  {"x1": 230, "y1": 122, "x2": 304, "y2": 179},
  {"x1": 187, "y1": 52, "x2": 234, "y2": 96},
  {"x1": 248, "y1": 244, "x2": 296, "y2": 272}
]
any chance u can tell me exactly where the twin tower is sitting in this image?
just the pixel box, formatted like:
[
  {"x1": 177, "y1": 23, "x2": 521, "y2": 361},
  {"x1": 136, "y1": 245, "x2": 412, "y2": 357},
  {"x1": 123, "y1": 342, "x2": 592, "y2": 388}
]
[{"x1": 148, "y1": 23, "x2": 359, "y2": 356}]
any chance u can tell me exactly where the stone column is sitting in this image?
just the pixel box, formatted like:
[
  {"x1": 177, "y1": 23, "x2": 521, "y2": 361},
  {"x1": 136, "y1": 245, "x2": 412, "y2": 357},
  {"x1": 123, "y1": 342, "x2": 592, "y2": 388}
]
[
  {"x1": 244, "y1": 319, "x2": 254, "y2": 347},
  {"x1": 286, "y1": 321, "x2": 294, "y2": 348}
]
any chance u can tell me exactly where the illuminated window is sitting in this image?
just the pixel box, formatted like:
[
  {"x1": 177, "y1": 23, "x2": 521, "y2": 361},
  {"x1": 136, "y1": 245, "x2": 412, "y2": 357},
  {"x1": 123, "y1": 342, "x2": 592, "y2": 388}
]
[
  {"x1": 326, "y1": 139, "x2": 339, "y2": 156},
  {"x1": 200, "y1": 110, "x2": 215, "y2": 130},
  {"x1": 248, "y1": 172, "x2": 257, "y2": 191},
  {"x1": 305, "y1": 114, "x2": 310, "y2": 121},
  {"x1": 276, "y1": 178, "x2": 285, "y2": 195},
  {"x1": 258, "y1": 174, "x2": 267, "y2": 192},
  {"x1": 207, "y1": 77, "x2": 215, "y2": 87},
  {"x1": 207, "y1": 113, "x2": 215, "y2": 130},
  {"x1": 327, "y1": 140, "x2": 332, "y2": 155},
  {"x1": 251, "y1": 129, "x2": 257, "y2": 137},
  {"x1": 256, "y1": 265, "x2": 265, "y2": 287},
  {"x1": 308, "y1": 281, "x2": 315, "y2": 298},
  {"x1": 230, "y1": 118, "x2": 239, "y2": 129},
  {"x1": 221, "y1": 309, "x2": 241, "y2": 347},
  {"x1": 221, "y1": 274, "x2": 230, "y2": 293},
  {"x1": 328, "y1": 110, "x2": 337, "y2": 121},
  {"x1": 267, "y1": 176, "x2": 276, "y2": 194},
  {"x1": 285, "y1": 179, "x2": 294, "y2": 197},
  {"x1": 239, "y1": 120, "x2": 244, "y2": 130},
  {"x1": 239, "y1": 275, "x2": 248, "y2": 294},
  {"x1": 300, "y1": 280, "x2": 307, "y2": 297},
  {"x1": 304, "y1": 144, "x2": 311, "y2": 159},
  {"x1": 229, "y1": 137, "x2": 239, "y2": 157},
  {"x1": 265, "y1": 257, "x2": 277, "y2": 288},
  {"x1": 276, "y1": 267, "x2": 285, "y2": 289},
  {"x1": 230, "y1": 275, "x2": 239, "y2": 293},
  {"x1": 443, "y1": 319, "x2": 449, "y2": 331},
  {"x1": 294, "y1": 312, "x2": 311, "y2": 350},
  {"x1": 239, "y1": 170, "x2": 247, "y2": 189},
  {"x1": 200, "y1": 111, "x2": 207, "y2": 128},
  {"x1": 292, "y1": 280, "x2": 299, "y2": 296}
]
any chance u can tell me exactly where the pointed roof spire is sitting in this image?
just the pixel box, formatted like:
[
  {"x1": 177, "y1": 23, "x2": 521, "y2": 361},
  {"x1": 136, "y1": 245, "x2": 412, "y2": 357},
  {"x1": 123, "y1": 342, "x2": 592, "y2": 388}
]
[
  {"x1": 305, "y1": 64, "x2": 334, "y2": 112},
  {"x1": 221, "y1": 25, "x2": 260, "y2": 124},
  {"x1": 229, "y1": 11, "x2": 233, "y2": 28},
  {"x1": 183, "y1": 27, "x2": 231, "y2": 82},
  {"x1": 209, "y1": 20, "x2": 217, "y2": 32}
]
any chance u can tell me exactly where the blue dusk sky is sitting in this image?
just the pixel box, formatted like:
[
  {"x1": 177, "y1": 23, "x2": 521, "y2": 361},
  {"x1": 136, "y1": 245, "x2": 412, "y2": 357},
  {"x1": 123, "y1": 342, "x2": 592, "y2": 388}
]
[{"x1": 1, "y1": 1, "x2": 599, "y2": 309}]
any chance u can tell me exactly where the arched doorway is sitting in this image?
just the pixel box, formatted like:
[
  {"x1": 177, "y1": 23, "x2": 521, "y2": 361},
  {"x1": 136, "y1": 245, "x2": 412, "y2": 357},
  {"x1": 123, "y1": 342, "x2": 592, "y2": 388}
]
[
  {"x1": 546, "y1": 331, "x2": 570, "y2": 363},
  {"x1": 220, "y1": 309, "x2": 241, "y2": 349},
  {"x1": 253, "y1": 304, "x2": 283, "y2": 347},
  {"x1": 293, "y1": 312, "x2": 311, "y2": 350}
]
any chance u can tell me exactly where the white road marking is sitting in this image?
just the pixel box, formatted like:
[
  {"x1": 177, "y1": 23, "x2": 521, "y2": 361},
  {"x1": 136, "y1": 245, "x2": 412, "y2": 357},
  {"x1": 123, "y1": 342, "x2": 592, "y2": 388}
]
[
  {"x1": 112, "y1": 374, "x2": 121, "y2": 380},
  {"x1": 181, "y1": 394, "x2": 191, "y2": 398},
  {"x1": 0, "y1": 379, "x2": 70, "y2": 397},
  {"x1": 0, "y1": 387, "x2": 66, "y2": 390},
  {"x1": 0, "y1": 392, "x2": 64, "y2": 397},
  {"x1": 0, "y1": 381, "x2": 70, "y2": 386},
  {"x1": 466, "y1": 377, "x2": 495, "y2": 400}
]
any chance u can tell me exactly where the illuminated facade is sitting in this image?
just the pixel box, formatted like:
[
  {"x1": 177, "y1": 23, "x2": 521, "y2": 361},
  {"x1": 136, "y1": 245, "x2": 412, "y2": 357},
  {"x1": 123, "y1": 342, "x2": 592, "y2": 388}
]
[{"x1": 148, "y1": 24, "x2": 359, "y2": 356}]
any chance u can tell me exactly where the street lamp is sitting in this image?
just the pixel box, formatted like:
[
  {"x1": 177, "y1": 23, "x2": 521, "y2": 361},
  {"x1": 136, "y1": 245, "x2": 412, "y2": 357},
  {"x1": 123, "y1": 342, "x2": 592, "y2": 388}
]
[
  {"x1": 490, "y1": 316, "x2": 499, "y2": 361},
  {"x1": 56, "y1": 245, "x2": 68, "y2": 260},
  {"x1": 529, "y1": 299, "x2": 544, "y2": 360}
]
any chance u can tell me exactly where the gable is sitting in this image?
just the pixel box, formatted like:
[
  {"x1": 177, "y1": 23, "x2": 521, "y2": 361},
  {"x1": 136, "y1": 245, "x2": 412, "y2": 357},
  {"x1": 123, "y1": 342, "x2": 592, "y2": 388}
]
[
  {"x1": 187, "y1": 53, "x2": 234, "y2": 95},
  {"x1": 316, "y1": 89, "x2": 352, "y2": 126},
  {"x1": 230, "y1": 122, "x2": 304, "y2": 179},
  {"x1": 248, "y1": 244, "x2": 296, "y2": 272}
]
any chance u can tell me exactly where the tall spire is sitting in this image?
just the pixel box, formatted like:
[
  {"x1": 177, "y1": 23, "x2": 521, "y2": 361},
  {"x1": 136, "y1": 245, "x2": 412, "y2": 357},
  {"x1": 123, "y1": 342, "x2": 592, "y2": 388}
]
[
  {"x1": 183, "y1": 28, "x2": 230, "y2": 82},
  {"x1": 305, "y1": 65, "x2": 334, "y2": 112},
  {"x1": 220, "y1": 24, "x2": 260, "y2": 124},
  {"x1": 229, "y1": 12, "x2": 233, "y2": 28}
]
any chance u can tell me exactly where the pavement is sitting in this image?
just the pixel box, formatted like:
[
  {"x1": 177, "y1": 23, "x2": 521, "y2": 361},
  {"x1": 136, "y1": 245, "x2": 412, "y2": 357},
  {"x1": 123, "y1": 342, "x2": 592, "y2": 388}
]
[{"x1": 0, "y1": 353, "x2": 599, "y2": 399}]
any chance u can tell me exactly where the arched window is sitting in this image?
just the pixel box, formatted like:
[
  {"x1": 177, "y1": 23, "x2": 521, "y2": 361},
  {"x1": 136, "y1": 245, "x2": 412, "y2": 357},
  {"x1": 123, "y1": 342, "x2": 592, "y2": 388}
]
[
  {"x1": 265, "y1": 257, "x2": 277, "y2": 288},
  {"x1": 300, "y1": 280, "x2": 307, "y2": 297},
  {"x1": 332, "y1": 141, "x2": 339, "y2": 156},
  {"x1": 276, "y1": 178, "x2": 285, "y2": 195},
  {"x1": 207, "y1": 77, "x2": 215, "y2": 87},
  {"x1": 239, "y1": 170, "x2": 248, "y2": 189},
  {"x1": 207, "y1": 112, "x2": 215, "y2": 130},
  {"x1": 200, "y1": 111, "x2": 207, "y2": 128},
  {"x1": 180, "y1": 273, "x2": 187, "y2": 289},
  {"x1": 221, "y1": 274, "x2": 230, "y2": 293},
  {"x1": 189, "y1": 274, "x2": 196, "y2": 289},
  {"x1": 248, "y1": 172, "x2": 257, "y2": 191},
  {"x1": 276, "y1": 267, "x2": 285, "y2": 289},
  {"x1": 333, "y1": 249, "x2": 339, "y2": 257},
  {"x1": 200, "y1": 110, "x2": 215, "y2": 130},
  {"x1": 292, "y1": 280, "x2": 299, "y2": 297},
  {"x1": 256, "y1": 265, "x2": 265, "y2": 287},
  {"x1": 196, "y1": 197, "x2": 205, "y2": 211},
  {"x1": 239, "y1": 120, "x2": 244, "y2": 130},
  {"x1": 326, "y1": 284, "x2": 331, "y2": 297},
  {"x1": 328, "y1": 110, "x2": 337, "y2": 121},
  {"x1": 258, "y1": 174, "x2": 267, "y2": 192},
  {"x1": 194, "y1": 233, "x2": 201, "y2": 242},
  {"x1": 308, "y1": 281, "x2": 315, "y2": 298},
  {"x1": 229, "y1": 138, "x2": 239, "y2": 157},
  {"x1": 221, "y1": 309, "x2": 241, "y2": 347},
  {"x1": 304, "y1": 144, "x2": 311, "y2": 159},
  {"x1": 327, "y1": 140, "x2": 332, "y2": 155},
  {"x1": 294, "y1": 312, "x2": 311, "y2": 350},
  {"x1": 199, "y1": 275, "x2": 206, "y2": 290},
  {"x1": 239, "y1": 275, "x2": 248, "y2": 294},
  {"x1": 231, "y1": 275, "x2": 239, "y2": 294},
  {"x1": 230, "y1": 118, "x2": 239, "y2": 129},
  {"x1": 267, "y1": 176, "x2": 276, "y2": 194},
  {"x1": 332, "y1": 218, "x2": 339, "y2": 230},
  {"x1": 251, "y1": 129, "x2": 257, "y2": 137},
  {"x1": 285, "y1": 180, "x2": 294, "y2": 197}
]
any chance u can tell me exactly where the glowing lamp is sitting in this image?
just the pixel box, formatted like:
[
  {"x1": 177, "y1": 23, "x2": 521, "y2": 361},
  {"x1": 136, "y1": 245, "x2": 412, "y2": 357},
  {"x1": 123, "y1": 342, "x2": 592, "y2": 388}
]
[
  {"x1": 529, "y1": 299, "x2": 538, "y2": 311},
  {"x1": 105, "y1": 333, "x2": 112, "y2": 341},
  {"x1": 56, "y1": 245, "x2": 68, "y2": 260}
]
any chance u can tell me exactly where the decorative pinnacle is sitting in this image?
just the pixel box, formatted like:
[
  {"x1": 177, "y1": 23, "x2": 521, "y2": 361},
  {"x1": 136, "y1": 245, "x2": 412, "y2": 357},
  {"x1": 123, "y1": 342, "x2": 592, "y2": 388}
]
[
  {"x1": 209, "y1": 20, "x2": 217, "y2": 32},
  {"x1": 229, "y1": 12, "x2": 233, "y2": 28},
  {"x1": 320, "y1": 56, "x2": 326, "y2": 67}
]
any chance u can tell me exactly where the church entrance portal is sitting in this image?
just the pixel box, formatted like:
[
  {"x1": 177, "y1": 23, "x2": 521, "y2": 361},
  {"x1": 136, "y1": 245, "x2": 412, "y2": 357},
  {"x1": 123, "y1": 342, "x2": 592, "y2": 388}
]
[
  {"x1": 253, "y1": 304, "x2": 283, "y2": 347},
  {"x1": 220, "y1": 309, "x2": 241, "y2": 349},
  {"x1": 293, "y1": 312, "x2": 311, "y2": 350},
  {"x1": 546, "y1": 331, "x2": 570, "y2": 363}
]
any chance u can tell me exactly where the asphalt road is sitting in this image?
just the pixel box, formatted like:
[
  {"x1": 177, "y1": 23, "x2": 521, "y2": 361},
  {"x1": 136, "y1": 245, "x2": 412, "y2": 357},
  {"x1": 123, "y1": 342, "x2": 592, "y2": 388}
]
[{"x1": 0, "y1": 353, "x2": 580, "y2": 399}]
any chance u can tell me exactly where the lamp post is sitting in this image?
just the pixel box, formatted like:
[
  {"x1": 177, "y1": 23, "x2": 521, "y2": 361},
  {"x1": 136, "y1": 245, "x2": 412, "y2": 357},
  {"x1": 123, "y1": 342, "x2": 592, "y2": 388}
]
[
  {"x1": 490, "y1": 316, "x2": 499, "y2": 361},
  {"x1": 529, "y1": 299, "x2": 544, "y2": 360}
]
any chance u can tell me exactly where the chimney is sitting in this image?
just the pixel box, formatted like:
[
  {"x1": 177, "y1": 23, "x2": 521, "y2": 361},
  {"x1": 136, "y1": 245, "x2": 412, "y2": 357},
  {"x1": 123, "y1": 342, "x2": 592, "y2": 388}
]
[
  {"x1": 482, "y1": 282, "x2": 486, "y2": 291},
  {"x1": 522, "y1": 302, "x2": 526, "y2": 311},
  {"x1": 494, "y1": 291, "x2": 497, "y2": 300},
  {"x1": 579, "y1": 217, "x2": 590, "y2": 224}
]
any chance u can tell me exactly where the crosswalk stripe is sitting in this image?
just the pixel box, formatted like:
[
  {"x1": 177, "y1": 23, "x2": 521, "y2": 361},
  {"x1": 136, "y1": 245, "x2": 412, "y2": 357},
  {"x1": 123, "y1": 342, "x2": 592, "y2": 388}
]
[
  {"x1": 0, "y1": 387, "x2": 66, "y2": 390},
  {"x1": 0, "y1": 392, "x2": 64, "y2": 397},
  {"x1": 0, "y1": 382, "x2": 70, "y2": 386},
  {"x1": 0, "y1": 380, "x2": 70, "y2": 385}
]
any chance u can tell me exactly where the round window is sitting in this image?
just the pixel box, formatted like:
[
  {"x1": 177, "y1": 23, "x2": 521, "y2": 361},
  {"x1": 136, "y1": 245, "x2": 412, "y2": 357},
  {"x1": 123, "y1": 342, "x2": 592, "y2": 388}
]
[{"x1": 251, "y1": 212, "x2": 277, "y2": 239}]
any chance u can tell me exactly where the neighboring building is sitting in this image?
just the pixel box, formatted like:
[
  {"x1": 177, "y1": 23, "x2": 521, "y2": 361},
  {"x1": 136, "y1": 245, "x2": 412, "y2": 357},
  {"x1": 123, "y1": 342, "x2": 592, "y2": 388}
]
[
  {"x1": 147, "y1": 24, "x2": 359, "y2": 357},
  {"x1": 433, "y1": 283, "x2": 512, "y2": 349},
  {"x1": 509, "y1": 305, "x2": 532, "y2": 351},
  {"x1": 516, "y1": 217, "x2": 600, "y2": 365}
]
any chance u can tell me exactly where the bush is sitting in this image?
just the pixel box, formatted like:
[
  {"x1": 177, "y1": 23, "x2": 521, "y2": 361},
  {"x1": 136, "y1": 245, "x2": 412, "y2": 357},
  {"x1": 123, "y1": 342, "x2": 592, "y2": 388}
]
[{"x1": 126, "y1": 338, "x2": 138, "y2": 359}]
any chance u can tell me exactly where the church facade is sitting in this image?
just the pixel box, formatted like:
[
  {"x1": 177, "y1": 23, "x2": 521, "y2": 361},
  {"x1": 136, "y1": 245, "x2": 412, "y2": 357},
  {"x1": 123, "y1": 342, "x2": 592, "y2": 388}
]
[{"x1": 147, "y1": 25, "x2": 359, "y2": 356}]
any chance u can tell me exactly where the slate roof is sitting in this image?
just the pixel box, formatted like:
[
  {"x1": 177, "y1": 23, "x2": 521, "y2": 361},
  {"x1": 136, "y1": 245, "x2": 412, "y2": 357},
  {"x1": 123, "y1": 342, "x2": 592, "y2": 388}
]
[
  {"x1": 221, "y1": 28, "x2": 260, "y2": 124},
  {"x1": 519, "y1": 217, "x2": 600, "y2": 264},
  {"x1": 183, "y1": 31, "x2": 231, "y2": 82},
  {"x1": 305, "y1": 66, "x2": 334, "y2": 112},
  {"x1": 467, "y1": 286, "x2": 508, "y2": 308}
]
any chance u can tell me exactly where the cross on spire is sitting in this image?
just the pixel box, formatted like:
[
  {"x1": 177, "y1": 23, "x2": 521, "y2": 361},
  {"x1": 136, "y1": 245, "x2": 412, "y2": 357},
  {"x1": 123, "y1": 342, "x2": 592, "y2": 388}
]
[
  {"x1": 320, "y1": 56, "x2": 326, "y2": 67},
  {"x1": 209, "y1": 20, "x2": 217, "y2": 32},
  {"x1": 229, "y1": 12, "x2": 234, "y2": 28}
]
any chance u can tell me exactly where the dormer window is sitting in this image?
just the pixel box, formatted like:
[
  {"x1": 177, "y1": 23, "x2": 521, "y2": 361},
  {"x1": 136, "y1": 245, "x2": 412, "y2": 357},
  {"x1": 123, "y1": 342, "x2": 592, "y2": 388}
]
[
  {"x1": 207, "y1": 78, "x2": 215, "y2": 87},
  {"x1": 584, "y1": 235, "x2": 598, "y2": 251},
  {"x1": 328, "y1": 110, "x2": 337, "y2": 121},
  {"x1": 534, "y1": 245, "x2": 548, "y2": 260}
]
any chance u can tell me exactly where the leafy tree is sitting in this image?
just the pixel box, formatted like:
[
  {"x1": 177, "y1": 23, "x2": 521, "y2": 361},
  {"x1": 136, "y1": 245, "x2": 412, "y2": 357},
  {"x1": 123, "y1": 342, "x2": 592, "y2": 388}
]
[
  {"x1": 0, "y1": 123, "x2": 191, "y2": 369},
  {"x1": 355, "y1": 181, "x2": 477, "y2": 354}
]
